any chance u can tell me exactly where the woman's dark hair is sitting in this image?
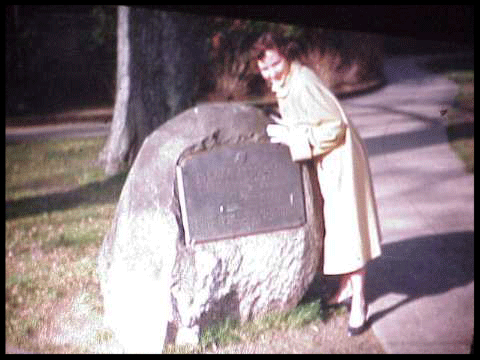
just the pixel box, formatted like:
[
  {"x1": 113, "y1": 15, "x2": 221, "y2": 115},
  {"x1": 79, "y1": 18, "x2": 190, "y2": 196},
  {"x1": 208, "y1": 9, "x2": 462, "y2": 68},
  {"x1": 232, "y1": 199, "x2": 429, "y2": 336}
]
[{"x1": 250, "y1": 32, "x2": 302, "y2": 62}]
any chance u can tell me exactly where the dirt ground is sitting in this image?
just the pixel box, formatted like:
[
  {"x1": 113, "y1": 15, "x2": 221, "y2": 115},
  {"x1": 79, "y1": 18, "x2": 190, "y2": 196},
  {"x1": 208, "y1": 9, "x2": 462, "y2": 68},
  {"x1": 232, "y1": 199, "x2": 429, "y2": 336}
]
[
  {"x1": 200, "y1": 275, "x2": 385, "y2": 354},
  {"x1": 205, "y1": 315, "x2": 385, "y2": 354}
]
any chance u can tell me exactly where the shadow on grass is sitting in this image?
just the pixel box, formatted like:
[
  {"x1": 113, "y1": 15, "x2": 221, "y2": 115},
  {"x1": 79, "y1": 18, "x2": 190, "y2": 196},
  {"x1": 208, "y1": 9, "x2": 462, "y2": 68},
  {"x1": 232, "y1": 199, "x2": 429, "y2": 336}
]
[
  {"x1": 447, "y1": 122, "x2": 474, "y2": 142},
  {"x1": 5, "y1": 171, "x2": 128, "y2": 220}
]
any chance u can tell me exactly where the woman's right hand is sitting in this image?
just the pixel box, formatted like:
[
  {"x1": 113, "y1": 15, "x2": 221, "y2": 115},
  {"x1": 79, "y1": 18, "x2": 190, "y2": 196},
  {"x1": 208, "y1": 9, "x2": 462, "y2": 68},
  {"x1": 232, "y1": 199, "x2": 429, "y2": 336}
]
[{"x1": 266, "y1": 124, "x2": 290, "y2": 145}]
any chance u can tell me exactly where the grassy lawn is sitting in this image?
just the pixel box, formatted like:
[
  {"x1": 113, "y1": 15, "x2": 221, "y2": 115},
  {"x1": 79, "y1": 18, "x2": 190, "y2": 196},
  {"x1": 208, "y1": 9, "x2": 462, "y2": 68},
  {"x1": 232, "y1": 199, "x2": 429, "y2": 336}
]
[
  {"x1": 424, "y1": 54, "x2": 474, "y2": 173},
  {"x1": 5, "y1": 137, "x2": 127, "y2": 353},
  {"x1": 446, "y1": 71, "x2": 474, "y2": 173}
]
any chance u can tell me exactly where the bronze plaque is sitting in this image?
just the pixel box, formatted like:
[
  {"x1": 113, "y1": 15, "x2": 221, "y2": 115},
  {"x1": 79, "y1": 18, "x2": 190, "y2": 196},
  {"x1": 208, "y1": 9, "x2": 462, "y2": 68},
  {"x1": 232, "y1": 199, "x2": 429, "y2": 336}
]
[{"x1": 176, "y1": 143, "x2": 306, "y2": 245}]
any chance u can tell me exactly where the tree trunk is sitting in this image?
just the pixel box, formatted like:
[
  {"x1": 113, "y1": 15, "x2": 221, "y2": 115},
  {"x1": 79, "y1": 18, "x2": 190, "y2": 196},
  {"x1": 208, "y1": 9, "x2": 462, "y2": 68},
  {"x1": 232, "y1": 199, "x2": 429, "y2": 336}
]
[
  {"x1": 98, "y1": 6, "x2": 130, "y2": 175},
  {"x1": 99, "y1": 6, "x2": 207, "y2": 175}
]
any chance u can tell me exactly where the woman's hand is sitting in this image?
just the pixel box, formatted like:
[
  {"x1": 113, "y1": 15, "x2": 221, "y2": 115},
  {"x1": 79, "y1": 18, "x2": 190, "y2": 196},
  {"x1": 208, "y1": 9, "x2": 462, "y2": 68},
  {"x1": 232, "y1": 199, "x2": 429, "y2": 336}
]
[
  {"x1": 269, "y1": 113, "x2": 290, "y2": 126},
  {"x1": 266, "y1": 123, "x2": 290, "y2": 145}
]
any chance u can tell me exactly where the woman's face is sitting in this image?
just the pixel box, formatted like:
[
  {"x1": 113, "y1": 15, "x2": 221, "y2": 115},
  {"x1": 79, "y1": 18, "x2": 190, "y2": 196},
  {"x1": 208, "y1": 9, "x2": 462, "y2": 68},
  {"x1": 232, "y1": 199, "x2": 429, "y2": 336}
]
[{"x1": 257, "y1": 49, "x2": 290, "y2": 86}]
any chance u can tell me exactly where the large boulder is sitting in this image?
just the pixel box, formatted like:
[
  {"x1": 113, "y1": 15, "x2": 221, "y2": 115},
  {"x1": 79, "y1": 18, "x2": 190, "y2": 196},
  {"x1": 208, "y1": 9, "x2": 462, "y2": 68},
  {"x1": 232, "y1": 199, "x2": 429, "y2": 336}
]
[{"x1": 97, "y1": 103, "x2": 323, "y2": 353}]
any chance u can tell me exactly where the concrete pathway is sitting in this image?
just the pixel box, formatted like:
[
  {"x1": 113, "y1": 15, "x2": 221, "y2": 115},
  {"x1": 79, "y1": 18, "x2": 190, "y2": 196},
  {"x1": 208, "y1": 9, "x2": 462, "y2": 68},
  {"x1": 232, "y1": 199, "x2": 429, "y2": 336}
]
[
  {"x1": 5, "y1": 121, "x2": 111, "y2": 143},
  {"x1": 341, "y1": 55, "x2": 474, "y2": 353}
]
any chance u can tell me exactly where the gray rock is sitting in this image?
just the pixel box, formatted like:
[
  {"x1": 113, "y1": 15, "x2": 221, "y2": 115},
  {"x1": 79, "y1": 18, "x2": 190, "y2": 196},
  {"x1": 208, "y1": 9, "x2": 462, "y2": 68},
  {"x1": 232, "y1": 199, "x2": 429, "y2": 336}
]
[{"x1": 97, "y1": 103, "x2": 323, "y2": 353}]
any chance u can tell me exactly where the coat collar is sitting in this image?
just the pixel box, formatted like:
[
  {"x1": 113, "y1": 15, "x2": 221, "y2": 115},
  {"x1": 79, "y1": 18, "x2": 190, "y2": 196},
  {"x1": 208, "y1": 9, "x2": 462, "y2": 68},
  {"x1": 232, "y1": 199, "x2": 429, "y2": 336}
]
[{"x1": 272, "y1": 61, "x2": 300, "y2": 99}]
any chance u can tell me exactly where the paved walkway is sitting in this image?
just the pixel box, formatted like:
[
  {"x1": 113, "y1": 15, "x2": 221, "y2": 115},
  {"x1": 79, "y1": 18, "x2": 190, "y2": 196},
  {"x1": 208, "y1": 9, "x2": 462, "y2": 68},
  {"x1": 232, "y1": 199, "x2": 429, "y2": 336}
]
[
  {"x1": 5, "y1": 121, "x2": 111, "y2": 143},
  {"x1": 341, "y1": 55, "x2": 474, "y2": 353}
]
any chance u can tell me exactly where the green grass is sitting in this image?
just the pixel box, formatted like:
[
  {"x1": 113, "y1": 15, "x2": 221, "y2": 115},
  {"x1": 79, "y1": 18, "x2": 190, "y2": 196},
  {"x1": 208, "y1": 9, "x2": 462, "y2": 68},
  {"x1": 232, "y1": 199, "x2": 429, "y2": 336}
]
[
  {"x1": 5, "y1": 136, "x2": 127, "y2": 353},
  {"x1": 446, "y1": 71, "x2": 474, "y2": 173},
  {"x1": 424, "y1": 54, "x2": 474, "y2": 174},
  {"x1": 163, "y1": 299, "x2": 332, "y2": 353},
  {"x1": 6, "y1": 138, "x2": 106, "y2": 199}
]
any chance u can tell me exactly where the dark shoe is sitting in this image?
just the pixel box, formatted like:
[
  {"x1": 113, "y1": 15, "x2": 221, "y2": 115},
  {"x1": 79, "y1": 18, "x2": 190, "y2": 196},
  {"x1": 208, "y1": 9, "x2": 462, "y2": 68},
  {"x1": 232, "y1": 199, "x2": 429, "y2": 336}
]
[
  {"x1": 347, "y1": 322, "x2": 368, "y2": 337},
  {"x1": 347, "y1": 304, "x2": 368, "y2": 337}
]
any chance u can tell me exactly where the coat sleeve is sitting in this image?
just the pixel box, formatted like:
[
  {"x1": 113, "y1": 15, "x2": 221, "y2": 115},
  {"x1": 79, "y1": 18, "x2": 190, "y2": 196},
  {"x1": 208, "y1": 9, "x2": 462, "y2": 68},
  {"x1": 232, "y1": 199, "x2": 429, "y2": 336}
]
[{"x1": 296, "y1": 69, "x2": 347, "y2": 157}]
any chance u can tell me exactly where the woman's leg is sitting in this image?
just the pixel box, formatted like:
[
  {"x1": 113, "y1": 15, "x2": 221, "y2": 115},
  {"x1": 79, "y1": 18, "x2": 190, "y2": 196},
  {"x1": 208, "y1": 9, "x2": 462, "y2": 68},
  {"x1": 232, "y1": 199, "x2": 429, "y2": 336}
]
[
  {"x1": 327, "y1": 267, "x2": 368, "y2": 336},
  {"x1": 347, "y1": 267, "x2": 367, "y2": 331},
  {"x1": 328, "y1": 273, "x2": 353, "y2": 305}
]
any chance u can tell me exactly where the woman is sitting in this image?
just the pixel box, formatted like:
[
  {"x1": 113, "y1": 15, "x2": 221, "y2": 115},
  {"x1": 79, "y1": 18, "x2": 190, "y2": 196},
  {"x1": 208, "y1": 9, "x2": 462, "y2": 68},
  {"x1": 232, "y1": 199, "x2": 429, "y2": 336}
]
[{"x1": 251, "y1": 33, "x2": 382, "y2": 336}]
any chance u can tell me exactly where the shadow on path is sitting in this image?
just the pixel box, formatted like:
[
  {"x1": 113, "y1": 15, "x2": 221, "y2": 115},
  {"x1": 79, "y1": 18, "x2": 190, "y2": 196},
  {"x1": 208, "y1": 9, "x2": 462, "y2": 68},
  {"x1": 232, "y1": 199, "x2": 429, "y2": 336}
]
[
  {"x1": 364, "y1": 120, "x2": 473, "y2": 157},
  {"x1": 364, "y1": 231, "x2": 474, "y2": 326},
  {"x1": 354, "y1": 105, "x2": 470, "y2": 157},
  {"x1": 302, "y1": 231, "x2": 473, "y2": 328},
  {"x1": 345, "y1": 103, "x2": 473, "y2": 157}
]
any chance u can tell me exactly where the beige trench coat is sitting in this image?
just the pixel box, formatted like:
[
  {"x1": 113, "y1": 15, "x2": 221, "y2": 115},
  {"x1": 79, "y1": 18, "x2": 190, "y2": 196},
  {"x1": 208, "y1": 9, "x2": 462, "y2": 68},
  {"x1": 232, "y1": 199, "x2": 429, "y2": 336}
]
[{"x1": 273, "y1": 62, "x2": 382, "y2": 275}]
